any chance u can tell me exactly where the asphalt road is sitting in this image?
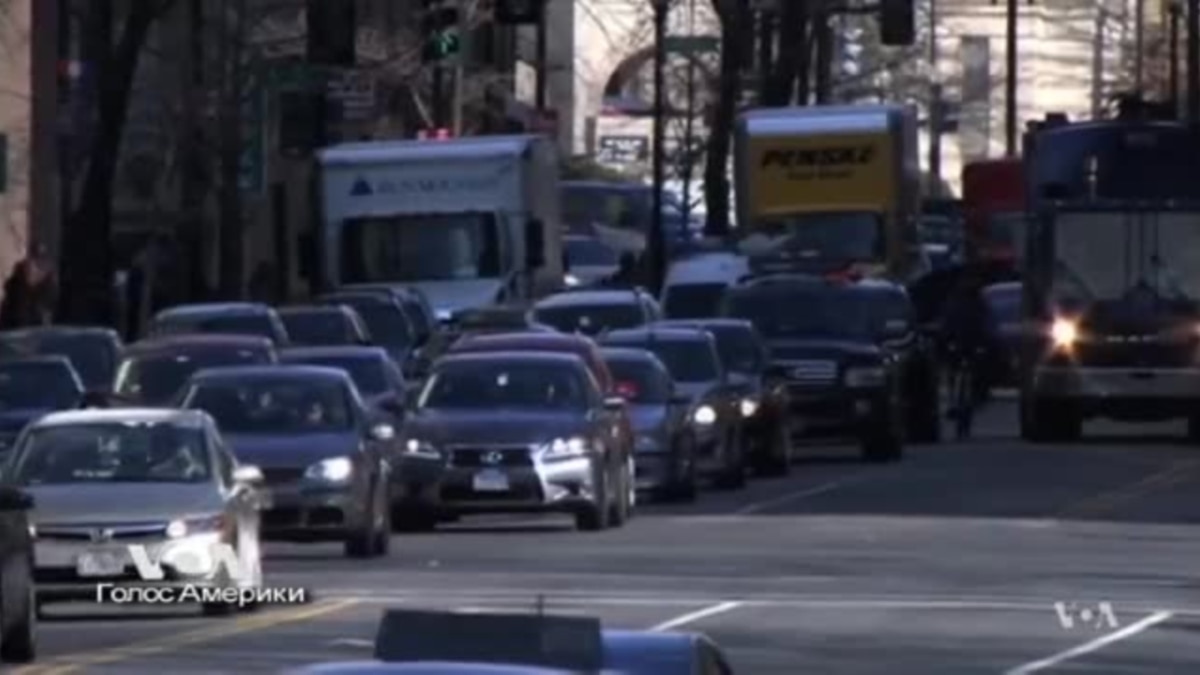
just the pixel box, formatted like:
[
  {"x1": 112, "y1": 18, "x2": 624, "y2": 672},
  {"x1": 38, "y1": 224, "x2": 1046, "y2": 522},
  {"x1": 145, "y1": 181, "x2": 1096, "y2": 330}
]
[{"x1": 17, "y1": 397, "x2": 1200, "y2": 674}]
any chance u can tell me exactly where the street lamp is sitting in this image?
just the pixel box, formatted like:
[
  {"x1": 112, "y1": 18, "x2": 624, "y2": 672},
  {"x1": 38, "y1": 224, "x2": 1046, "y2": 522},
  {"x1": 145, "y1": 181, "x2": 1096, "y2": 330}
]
[
  {"x1": 647, "y1": 0, "x2": 669, "y2": 293},
  {"x1": 1170, "y1": 0, "x2": 1182, "y2": 114}
]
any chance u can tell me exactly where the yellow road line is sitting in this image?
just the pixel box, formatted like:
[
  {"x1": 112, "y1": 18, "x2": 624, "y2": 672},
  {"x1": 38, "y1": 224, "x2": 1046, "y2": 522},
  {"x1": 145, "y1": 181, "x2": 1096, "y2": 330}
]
[
  {"x1": 14, "y1": 598, "x2": 358, "y2": 675},
  {"x1": 1056, "y1": 459, "x2": 1200, "y2": 518}
]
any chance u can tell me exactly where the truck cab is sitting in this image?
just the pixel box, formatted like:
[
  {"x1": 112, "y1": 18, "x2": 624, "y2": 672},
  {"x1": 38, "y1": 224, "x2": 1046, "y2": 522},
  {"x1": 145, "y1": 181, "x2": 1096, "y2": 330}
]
[{"x1": 316, "y1": 135, "x2": 563, "y2": 322}]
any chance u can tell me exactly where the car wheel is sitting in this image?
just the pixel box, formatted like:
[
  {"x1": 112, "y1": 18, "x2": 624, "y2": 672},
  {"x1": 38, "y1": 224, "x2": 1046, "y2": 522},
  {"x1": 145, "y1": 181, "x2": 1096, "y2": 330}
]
[
  {"x1": 716, "y1": 430, "x2": 747, "y2": 490},
  {"x1": 0, "y1": 555, "x2": 35, "y2": 663},
  {"x1": 757, "y1": 423, "x2": 791, "y2": 477},
  {"x1": 575, "y1": 469, "x2": 609, "y2": 532},
  {"x1": 608, "y1": 460, "x2": 632, "y2": 527}
]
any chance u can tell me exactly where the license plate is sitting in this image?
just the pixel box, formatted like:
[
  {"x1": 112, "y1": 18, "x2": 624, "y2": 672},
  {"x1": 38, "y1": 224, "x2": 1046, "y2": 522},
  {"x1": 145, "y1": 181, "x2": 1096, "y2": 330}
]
[
  {"x1": 76, "y1": 549, "x2": 127, "y2": 578},
  {"x1": 472, "y1": 470, "x2": 509, "y2": 492}
]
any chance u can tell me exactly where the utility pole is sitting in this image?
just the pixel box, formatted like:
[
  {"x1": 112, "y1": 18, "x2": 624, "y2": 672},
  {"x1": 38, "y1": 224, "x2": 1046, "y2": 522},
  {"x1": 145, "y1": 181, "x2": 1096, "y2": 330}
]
[
  {"x1": 681, "y1": 0, "x2": 696, "y2": 225},
  {"x1": 1134, "y1": 0, "x2": 1145, "y2": 92},
  {"x1": 217, "y1": 0, "x2": 246, "y2": 298},
  {"x1": 928, "y1": 0, "x2": 942, "y2": 186},
  {"x1": 1188, "y1": 0, "x2": 1199, "y2": 121},
  {"x1": 1170, "y1": 1, "x2": 1182, "y2": 113},
  {"x1": 1004, "y1": 0, "x2": 1018, "y2": 155},
  {"x1": 814, "y1": 11, "x2": 832, "y2": 102},
  {"x1": 535, "y1": 0, "x2": 548, "y2": 109},
  {"x1": 648, "y1": 0, "x2": 668, "y2": 294}
]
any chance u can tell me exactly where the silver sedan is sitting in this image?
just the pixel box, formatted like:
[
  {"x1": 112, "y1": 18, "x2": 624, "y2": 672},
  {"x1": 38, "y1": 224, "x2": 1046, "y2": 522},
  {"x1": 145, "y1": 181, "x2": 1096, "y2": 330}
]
[{"x1": 4, "y1": 408, "x2": 267, "y2": 616}]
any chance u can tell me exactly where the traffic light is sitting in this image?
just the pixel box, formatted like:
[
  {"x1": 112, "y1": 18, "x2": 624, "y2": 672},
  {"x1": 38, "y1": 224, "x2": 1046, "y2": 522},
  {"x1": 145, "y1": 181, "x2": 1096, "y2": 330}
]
[
  {"x1": 307, "y1": 0, "x2": 356, "y2": 66},
  {"x1": 422, "y1": 0, "x2": 461, "y2": 63},
  {"x1": 496, "y1": 0, "x2": 543, "y2": 24},
  {"x1": 879, "y1": 0, "x2": 914, "y2": 46}
]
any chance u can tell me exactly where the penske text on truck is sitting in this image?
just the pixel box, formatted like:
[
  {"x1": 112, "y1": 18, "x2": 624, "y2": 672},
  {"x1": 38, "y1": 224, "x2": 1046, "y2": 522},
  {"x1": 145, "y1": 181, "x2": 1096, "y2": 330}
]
[{"x1": 733, "y1": 104, "x2": 920, "y2": 279}]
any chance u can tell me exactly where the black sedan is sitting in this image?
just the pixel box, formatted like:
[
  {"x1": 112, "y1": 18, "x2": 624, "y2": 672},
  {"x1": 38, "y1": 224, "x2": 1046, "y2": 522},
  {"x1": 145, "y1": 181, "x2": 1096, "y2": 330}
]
[
  {"x1": 317, "y1": 292, "x2": 416, "y2": 368},
  {"x1": 600, "y1": 347, "x2": 695, "y2": 501},
  {"x1": 599, "y1": 327, "x2": 746, "y2": 489},
  {"x1": 148, "y1": 302, "x2": 291, "y2": 346},
  {"x1": 656, "y1": 318, "x2": 792, "y2": 476},
  {"x1": 278, "y1": 305, "x2": 373, "y2": 347},
  {"x1": 0, "y1": 485, "x2": 34, "y2": 663},
  {"x1": 722, "y1": 276, "x2": 906, "y2": 462},
  {"x1": 0, "y1": 325, "x2": 122, "y2": 393},
  {"x1": 113, "y1": 335, "x2": 278, "y2": 406},
  {"x1": 403, "y1": 352, "x2": 632, "y2": 531},
  {"x1": 0, "y1": 357, "x2": 85, "y2": 456},
  {"x1": 178, "y1": 365, "x2": 394, "y2": 558}
]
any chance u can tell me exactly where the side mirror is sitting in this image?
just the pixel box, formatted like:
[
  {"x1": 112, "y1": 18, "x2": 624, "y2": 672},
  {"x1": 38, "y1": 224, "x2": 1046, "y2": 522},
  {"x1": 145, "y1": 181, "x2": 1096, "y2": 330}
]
[
  {"x1": 232, "y1": 465, "x2": 264, "y2": 484},
  {"x1": 526, "y1": 219, "x2": 546, "y2": 268},
  {"x1": 369, "y1": 423, "x2": 396, "y2": 441},
  {"x1": 0, "y1": 488, "x2": 32, "y2": 511},
  {"x1": 602, "y1": 396, "x2": 625, "y2": 410}
]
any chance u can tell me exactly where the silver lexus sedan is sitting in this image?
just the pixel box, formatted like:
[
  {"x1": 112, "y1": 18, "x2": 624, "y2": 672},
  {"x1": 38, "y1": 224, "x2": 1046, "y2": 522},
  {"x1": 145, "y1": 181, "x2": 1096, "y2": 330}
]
[{"x1": 3, "y1": 408, "x2": 267, "y2": 616}]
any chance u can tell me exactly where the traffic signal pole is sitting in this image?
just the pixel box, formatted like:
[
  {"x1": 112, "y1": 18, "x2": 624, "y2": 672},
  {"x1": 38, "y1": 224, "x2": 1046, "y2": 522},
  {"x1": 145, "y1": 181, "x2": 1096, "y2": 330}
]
[
  {"x1": 432, "y1": 66, "x2": 446, "y2": 128},
  {"x1": 535, "y1": 2, "x2": 548, "y2": 109}
]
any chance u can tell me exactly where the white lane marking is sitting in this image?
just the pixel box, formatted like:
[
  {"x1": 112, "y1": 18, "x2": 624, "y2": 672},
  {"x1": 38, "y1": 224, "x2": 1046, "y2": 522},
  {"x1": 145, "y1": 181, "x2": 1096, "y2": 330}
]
[
  {"x1": 1003, "y1": 610, "x2": 1174, "y2": 674},
  {"x1": 648, "y1": 601, "x2": 742, "y2": 631},
  {"x1": 734, "y1": 479, "x2": 853, "y2": 515}
]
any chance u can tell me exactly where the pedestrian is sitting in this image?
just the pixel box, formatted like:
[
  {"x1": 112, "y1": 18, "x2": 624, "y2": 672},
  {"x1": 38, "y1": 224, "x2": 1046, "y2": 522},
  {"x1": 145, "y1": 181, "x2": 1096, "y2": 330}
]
[{"x1": 0, "y1": 243, "x2": 57, "y2": 328}]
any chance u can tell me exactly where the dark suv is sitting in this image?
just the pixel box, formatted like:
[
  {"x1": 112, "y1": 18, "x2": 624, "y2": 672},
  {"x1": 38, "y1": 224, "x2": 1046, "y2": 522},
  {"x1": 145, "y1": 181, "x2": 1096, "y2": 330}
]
[{"x1": 721, "y1": 275, "x2": 907, "y2": 462}]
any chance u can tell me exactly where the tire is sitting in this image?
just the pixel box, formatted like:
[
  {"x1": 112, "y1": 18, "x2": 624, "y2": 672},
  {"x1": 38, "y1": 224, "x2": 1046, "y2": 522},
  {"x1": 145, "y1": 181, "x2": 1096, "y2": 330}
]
[
  {"x1": 372, "y1": 497, "x2": 392, "y2": 556},
  {"x1": 715, "y1": 431, "x2": 747, "y2": 490},
  {"x1": 755, "y1": 423, "x2": 792, "y2": 477},
  {"x1": 608, "y1": 461, "x2": 631, "y2": 528},
  {"x1": 575, "y1": 469, "x2": 609, "y2": 531},
  {"x1": 0, "y1": 555, "x2": 35, "y2": 663},
  {"x1": 665, "y1": 439, "x2": 699, "y2": 502}
]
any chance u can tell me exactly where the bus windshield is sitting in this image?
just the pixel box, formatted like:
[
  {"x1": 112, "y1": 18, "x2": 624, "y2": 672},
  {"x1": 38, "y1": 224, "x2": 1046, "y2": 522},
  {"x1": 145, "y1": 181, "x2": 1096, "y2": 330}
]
[
  {"x1": 738, "y1": 212, "x2": 885, "y2": 262},
  {"x1": 340, "y1": 213, "x2": 501, "y2": 283},
  {"x1": 1051, "y1": 211, "x2": 1200, "y2": 303}
]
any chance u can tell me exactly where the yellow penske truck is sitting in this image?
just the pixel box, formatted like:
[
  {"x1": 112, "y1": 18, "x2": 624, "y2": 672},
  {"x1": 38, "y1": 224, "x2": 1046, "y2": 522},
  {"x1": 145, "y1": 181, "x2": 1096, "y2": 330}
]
[{"x1": 733, "y1": 104, "x2": 921, "y2": 280}]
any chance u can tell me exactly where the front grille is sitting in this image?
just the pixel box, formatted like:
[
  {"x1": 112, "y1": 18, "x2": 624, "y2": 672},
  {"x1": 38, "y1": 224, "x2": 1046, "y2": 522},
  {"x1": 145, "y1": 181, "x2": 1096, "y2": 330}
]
[
  {"x1": 37, "y1": 522, "x2": 168, "y2": 541},
  {"x1": 780, "y1": 360, "x2": 838, "y2": 386},
  {"x1": 1075, "y1": 338, "x2": 1196, "y2": 368},
  {"x1": 449, "y1": 446, "x2": 534, "y2": 468},
  {"x1": 261, "y1": 467, "x2": 305, "y2": 484}
]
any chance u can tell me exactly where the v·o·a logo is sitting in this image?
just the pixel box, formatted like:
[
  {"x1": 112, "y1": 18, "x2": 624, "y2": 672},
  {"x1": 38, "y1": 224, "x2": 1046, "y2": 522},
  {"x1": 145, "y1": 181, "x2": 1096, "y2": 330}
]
[{"x1": 350, "y1": 176, "x2": 372, "y2": 196}]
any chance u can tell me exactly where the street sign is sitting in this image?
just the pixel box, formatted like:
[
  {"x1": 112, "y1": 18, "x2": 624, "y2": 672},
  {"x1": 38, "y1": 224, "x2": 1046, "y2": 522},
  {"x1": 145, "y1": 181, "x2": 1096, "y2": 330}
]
[
  {"x1": 598, "y1": 135, "x2": 648, "y2": 164},
  {"x1": 326, "y1": 70, "x2": 375, "y2": 120}
]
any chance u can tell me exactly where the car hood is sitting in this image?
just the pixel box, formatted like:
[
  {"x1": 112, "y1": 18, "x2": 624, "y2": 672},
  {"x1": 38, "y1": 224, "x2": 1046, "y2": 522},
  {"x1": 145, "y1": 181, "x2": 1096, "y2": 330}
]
[
  {"x1": 404, "y1": 279, "x2": 505, "y2": 321},
  {"x1": 223, "y1": 432, "x2": 362, "y2": 468},
  {"x1": 725, "y1": 371, "x2": 763, "y2": 396},
  {"x1": 0, "y1": 408, "x2": 52, "y2": 434},
  {"x1": 766, "y1": 338, "x2": 880, "y2": 362},
  {"x1": 625, "y1": 404, "x2": 671, "y2": 433},
  {"x1": 29, "y1": 482, "x2": 223, "y2": 526},
  {"x1": 673, "y1": 381, "x2": 721, "y2": 403},
  {"x1": 406, "y1": 410, "x2": 588, "y2": 445}
]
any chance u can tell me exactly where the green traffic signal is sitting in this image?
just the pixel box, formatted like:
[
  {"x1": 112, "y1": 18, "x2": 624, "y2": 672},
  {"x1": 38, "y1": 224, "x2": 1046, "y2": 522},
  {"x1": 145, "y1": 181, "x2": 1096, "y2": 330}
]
[{"x1": 434, "y1": 31, "x2": 460, "y2": 56}]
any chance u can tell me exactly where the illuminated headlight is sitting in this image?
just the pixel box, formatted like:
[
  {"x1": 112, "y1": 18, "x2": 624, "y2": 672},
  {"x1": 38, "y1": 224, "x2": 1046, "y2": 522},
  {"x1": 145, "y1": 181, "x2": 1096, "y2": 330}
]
[
  {"x1": 844, "y1": 367, "x2": 885, "y2": 388},
  {"x1": 739, "y1": 398, "x2": 759, "y2": 417},
  {"x1": 435, "y1": 309, "x2": 452, "y2": 322},
  {"x1": 1050, "y1": 318, "x2": 1078, "y2": 348},
  {"x1": 305, "y1": 457, "x2": 354, "y2": 483},
  {"x1": 692, "y1": 405, "x2": 717, "y2": 425},
  {"x1": 165, "y1": 514, "x2": 224, "y2": 539},
  {"x1": 405, "y1": 438, "x2": 438, "y2": 456},
  {"x1": 564, "y1": 273, "x2": 581, "y2": 287},
  {"x1": 540, "y1": 436, "x2": 588, "y2": 459}
]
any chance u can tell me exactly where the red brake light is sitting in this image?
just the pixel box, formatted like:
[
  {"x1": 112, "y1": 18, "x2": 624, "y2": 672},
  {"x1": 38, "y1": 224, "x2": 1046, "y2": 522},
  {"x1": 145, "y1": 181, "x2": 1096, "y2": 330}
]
[{"x1": 615, "y1": 381, "x2": 639, "y2": 398}]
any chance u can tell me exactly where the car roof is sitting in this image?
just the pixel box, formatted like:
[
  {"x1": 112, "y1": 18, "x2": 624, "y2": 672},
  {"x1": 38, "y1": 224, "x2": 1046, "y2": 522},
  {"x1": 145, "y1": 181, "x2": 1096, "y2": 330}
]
[
  {"x1": 655, "y1": 318, "x2": 754, "y2": 332},
  {"x1": 155, "y1": 302, "x2": 272, "y2": 318},
  {"x1": 124, "y1": 334, "x2": 276, "y2": 354},
  {"x1": 278, "y1": 305, "x2": 353, "y2": 316},
  {"x1": 281, "y1": 346, "x2": 390, "y2": 361},
  {"x1": 319, "y1": 291, "x2": 397, "y2": 306},
  {"x1": 599, "y1": 347, "x2": 663, "y2": 364},
  {"x1": 187, "y1": 364, "x2": 351, "y2": 383},
  {"x1": 602, "y1": 327, "x2": 711, "y2": 344},
  {"x1": 32, "y1": 408, "x2": 208, "y2": 429},
  {"x1": 603, "y1": 629, "x2": 703, "y2": 671},
  {"x1": 283, "y1": 663, "x2": 590, "y2": 675},
  {"x1": 434, "y1": 351, "x2": 588, "y2": 369},
  {"x1": 535, "y1": 290, "x2": 645, "y2": 309},
  {"x1": 0, "y1": 354, "x2": 74, "y2": 368},
  {"x1": 452, "y1": 332, "x2": 597, "y2": 352},
  {"x1": 0, "y1": 325, "x2": 119, "y2": 339}
]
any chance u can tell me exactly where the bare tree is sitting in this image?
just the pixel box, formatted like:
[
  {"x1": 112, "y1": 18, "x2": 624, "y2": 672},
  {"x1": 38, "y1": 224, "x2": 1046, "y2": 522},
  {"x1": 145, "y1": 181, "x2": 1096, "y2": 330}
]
[{"x1": 703, "y1": 0, "x2": 748, "y2": 235}]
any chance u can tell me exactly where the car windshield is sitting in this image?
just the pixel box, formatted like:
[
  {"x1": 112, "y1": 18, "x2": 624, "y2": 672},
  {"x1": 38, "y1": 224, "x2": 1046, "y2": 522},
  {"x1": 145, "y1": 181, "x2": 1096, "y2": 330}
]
[
  {"x1": 704, "y1": 326, "x2": 764, "y2": 374},
  {"x1": 567, "y1": 238, "x2": 619, "y2": 266},
  {"x1": 338, "y1": 302, "x2": 412, "y2": 349},
  {"x1": 281, "y1": 311, "x2": 355, "y2": 346},
  {"x1": 285, "y1": 356, "x2": 389, "y2": 396},
  {"x1": 0, "y1": 362, "x2": 81, "y2": 409},
  {"x1": 725, "y1": 288, "x2": 877, "y2": 339},
  {"x1": 663, "y1": 283, "x2": 728, "y2": 319},
  {"x1": 11, "y1": 422, "x2": 210, "y2": 484},
  {"x1": 605, "y1": 359, "x2": 670, "y2": 403},
  {"x1": 739, "y1": 212, "x2": 885, "y2": 262},
  {"x1": 340, "y1": 213, "x2": 501, "y2": 283},
  {"x1": 27, "y1": 334, "x2": 114, "y2": 390},
  {"x1": 534, "y1": 303, "x2": 644, "y2": 336},
  {"x1": 156, "y1": 313, "x2": 276, "y2": 341},
  {"x1": 183, "y1": 379, "x2": 353, "y2": 433},
  {"x1": 114, "y1": 350, "x2": 270, "y2": 405},
  {"x1": 1051, "y1": 211, "x2": 1200, "y2": 303},
  {"x1": 611, "y1": 340, "x2": 718, "y2": 383},
  {"x1": 420, "y1": 362, "x2": 588, "y2": 411}
]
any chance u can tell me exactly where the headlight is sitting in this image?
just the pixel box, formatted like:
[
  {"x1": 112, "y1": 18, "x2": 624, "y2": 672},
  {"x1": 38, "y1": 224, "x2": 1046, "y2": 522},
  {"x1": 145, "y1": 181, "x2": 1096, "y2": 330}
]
[
  {"x1": 692, "y1": 405, "x2": 717, "y2": 425},
  {"x1": 405, "y1": 438, "x2": 438, "y2": 456},
  {"x1": 1051, "y1": 318, "x2": 1078, "y2": 348},
  {"x1": 844, "y1": 366, "x2": 886, "y2": 388},
  {"x1": 305, "y1": 457, "x2": 354, "y2": 483},
  {"x1": 539, "y1": 436, "x2": 588, "y2": 459},
  {"x1": 165, "y1": 514, "x2": 225, "y2": 539},
  {"x1": 564, "y1": 273, "x2": 581, "y2": 287},
  {"x1": 739, "y1": 398, "x2": 759, "y2": 417}
]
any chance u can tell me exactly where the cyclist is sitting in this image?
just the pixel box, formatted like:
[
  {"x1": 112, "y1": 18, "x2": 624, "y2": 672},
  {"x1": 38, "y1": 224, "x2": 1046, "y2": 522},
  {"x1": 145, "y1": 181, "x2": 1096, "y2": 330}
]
[{"x1": 940, "y1": 267, "x2": 992, "y2": 431}]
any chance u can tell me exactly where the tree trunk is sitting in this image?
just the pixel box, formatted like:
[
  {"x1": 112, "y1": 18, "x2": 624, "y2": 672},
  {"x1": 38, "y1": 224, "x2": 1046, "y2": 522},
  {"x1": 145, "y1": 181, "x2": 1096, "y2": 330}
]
[
  {"x1": 59, "y1": 0, "x2": 173, "y2": 323},
  {"x1": 765, "y1": 0, "x2": 806, "y2": 106},
  {"x1": 703, "y1": 0, "x2": 748, "y2": 236}
]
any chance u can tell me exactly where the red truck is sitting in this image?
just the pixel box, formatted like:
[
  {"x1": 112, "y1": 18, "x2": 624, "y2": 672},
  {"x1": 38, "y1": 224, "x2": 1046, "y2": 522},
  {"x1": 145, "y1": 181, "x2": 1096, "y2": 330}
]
[{"x1": 961, "y1": 158, "x2": 1024, "y2": 266}]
